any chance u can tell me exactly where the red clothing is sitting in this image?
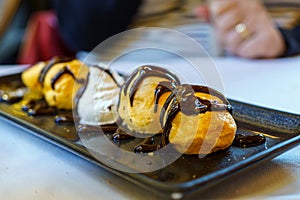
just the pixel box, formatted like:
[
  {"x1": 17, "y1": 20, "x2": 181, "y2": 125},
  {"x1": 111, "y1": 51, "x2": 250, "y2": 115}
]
[{"x1": 18, "y1": 11, "x2": 74, "y2": 64}]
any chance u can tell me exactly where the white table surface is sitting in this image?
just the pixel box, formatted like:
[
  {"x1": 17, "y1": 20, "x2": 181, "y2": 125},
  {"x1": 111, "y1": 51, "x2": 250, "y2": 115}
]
[{"x1": 1, "y1": 56, "x2": 300, "y2": 200}]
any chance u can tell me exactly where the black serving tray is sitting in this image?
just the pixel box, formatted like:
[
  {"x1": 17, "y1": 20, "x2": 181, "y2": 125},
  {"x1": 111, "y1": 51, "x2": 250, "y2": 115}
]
[{"x1": 1, "y1": 74, "x2": 300, "y2": 199}]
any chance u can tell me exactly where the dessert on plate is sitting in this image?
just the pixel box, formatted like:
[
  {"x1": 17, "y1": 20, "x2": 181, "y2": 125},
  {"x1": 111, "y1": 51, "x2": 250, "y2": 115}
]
[
  {"x1": 118, "y1": 65, "x2": 180, "y2": 134},
  {"x1": 76, "y1": 65, "x2": 124, "y2": 126},
  {"x1": 161, "y1": 84, "x2": 236, "y2": 155},
  {"x1": 118, "y1": 65, "x2": 236, "y2": 154},
  {"x1": 21, "y1": 57, "x2": 89, "y2": 110},
  {"x1": 21, "y1": 59, "x2": 237, "y2": 155}
]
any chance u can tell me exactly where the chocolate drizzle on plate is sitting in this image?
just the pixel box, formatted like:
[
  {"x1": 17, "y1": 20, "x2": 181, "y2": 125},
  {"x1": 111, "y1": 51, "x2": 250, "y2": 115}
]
[
  {"x1": 111, "y1": 127, "x2": 161, "y2": 153},
  {"x1": 233, "y1": 133, "x2": 266, "y2": 148},
  {"x1": 134, "y1": 137, "x2": 160, "y2": 153},
  {"x1": 21, "y1": 99, "x2": 57, "y2": 116},
  {"x1": 78, "y1": 124, "x2": 118, "y2": 135},
  {"x1": 0, "y1": 87, "x2": 27, "y2": 104},
  {"x1": 55, "y1": 113, "x2": 74, "y2": 125},
  {"x1": 112, "y1": 128, "x2": 135, "y2": 141}
]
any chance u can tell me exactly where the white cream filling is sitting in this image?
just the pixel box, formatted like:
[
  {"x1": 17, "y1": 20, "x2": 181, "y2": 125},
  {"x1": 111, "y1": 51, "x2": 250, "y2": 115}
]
[{"x1": 77, "y1": 66, "x2": 123, "y2": 125}]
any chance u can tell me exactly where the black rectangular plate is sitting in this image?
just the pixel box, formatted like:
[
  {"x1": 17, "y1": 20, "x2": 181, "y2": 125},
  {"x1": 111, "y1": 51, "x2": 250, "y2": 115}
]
[{"x1": 1, "y1": 74, "x2": 300, "y2": 199}]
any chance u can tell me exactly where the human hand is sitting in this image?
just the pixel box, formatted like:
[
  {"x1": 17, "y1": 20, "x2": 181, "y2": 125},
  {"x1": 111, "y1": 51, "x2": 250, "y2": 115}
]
[{"x1": 207, "y1": 0, "x2": 286, "y2": 59}]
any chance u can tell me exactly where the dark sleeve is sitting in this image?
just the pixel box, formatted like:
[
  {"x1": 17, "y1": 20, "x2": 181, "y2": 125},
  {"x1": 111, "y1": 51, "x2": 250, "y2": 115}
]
[
  {"x1": 52, "y1": 0, "x2": 142, "y2": 52},
  {"x1": 278, "y1": 25, "x2": 300, "y2": 57}
]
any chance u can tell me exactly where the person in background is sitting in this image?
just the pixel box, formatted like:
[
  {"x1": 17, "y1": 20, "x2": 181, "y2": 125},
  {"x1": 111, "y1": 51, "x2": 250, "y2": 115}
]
[
  {"x1": 1, "y1": 0, "x2": 300, "y2": 64},
  {"x1": 17, "y1": 0, "x2": 142, "y2": 64},
  {"x1": 19, "y1": 0, "x2": 214, "y2": 64},
  {"x1": 197, "y1": 0, "x2": 300, "y2": 59},
  {"x1": 0, "y1": 0, "x2": 56, "y2": 64},
  {"x1": 51, "y1": 0, "x2": 142, "y2": 53}
]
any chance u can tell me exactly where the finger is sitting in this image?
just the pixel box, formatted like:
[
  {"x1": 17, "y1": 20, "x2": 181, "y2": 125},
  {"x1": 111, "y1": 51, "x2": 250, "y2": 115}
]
[
  {"x1": 236, "y1": 35, "x2": 263, "y2": 58},
  {"x1": 214, "y1": 6, "x2": 242, "y2": 34},
  {"x1": 234, "y1": 5, "x2": 268, "y2": 58},
  {"x1": 224, "y1": 9, "x2": 258, "y2": 54},
  {"x1": 209, "y1": 0, "x2": 238, "y2": 17},
  {"x1": 195, "y1": 5, "x2": 210, "y2": 22},
  {"x1": 223, "y1": 29, "x2": 245, "y2": 54}
]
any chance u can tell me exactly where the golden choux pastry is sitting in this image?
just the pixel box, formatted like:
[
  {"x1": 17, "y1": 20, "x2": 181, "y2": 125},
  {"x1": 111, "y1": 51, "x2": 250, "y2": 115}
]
[
  {"x1": 21, "y1": 57, "x2": 89, "y2": 110},
  {"x1": 118, "y1": 65, "x2": 180, "y2": 134},
  {"x1": 161, "y1": 84, "x2": 236, "y2": 155},
  {"x1": 21, "y1": 61, "x2": 45, "y2": 95}
]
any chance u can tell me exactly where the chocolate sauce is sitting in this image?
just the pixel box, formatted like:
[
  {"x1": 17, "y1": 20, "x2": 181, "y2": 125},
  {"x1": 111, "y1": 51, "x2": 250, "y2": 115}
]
[
  {"x1": 73, "y1": 68, "x2": 89, "y2": 121},
  {"x1": 161, "y1": 84, "x2": 233, "y2": 146},
  {"x1": 21, "y1": 100, "x2": 36, "y2": 111},
  {"x1": 160, "y1": 95, "x2": 178, "y2": 146},
  {"x1": 134, "y1": 137, "x2": 160, "y2": 153},
  {"x1": 111, "y1": 126, "x2": 162, "y2": 153},
  {"x1": 38, "y1": 56, "x2": 74, "y2": 85},
  {"x1": 51, "y1": 66, "x2": 76, "y2": 90},
  {"x1": 96, "y1": 66, "x2": 123, "y2": 87},
  {"x1": 55, "y1": 113, "x2": 74, "y2": 125},
  {"x1": 154, "y1": 81, "x2": 176, "y2": 112},
  {"x1": 21, "y1": 99, "x2": 57, "y2": 116},
  {"x1": 0, "y1": 94, "x2": 22, "y2": 104},
  {"x1": 143, "y1": 136, "x2": 155, "y2": 144},
  {"x1": 111, "y1": 126, "x2": 161, "y2": 153},
  {"x1": 178, "y1": 85, "x2": 232, "y2": 114},
  {"x1": 0, "y1": 89, "x2": 25, "y2": 104},
  {"x1": 122, "y1": 66, "x2": 180, "y2": 107},
  {"x1": 27, "y1": 105, "x2": 57, "y2": 116},
  {"x1": 233, "y1": 133, "x2": 266, "y2": 148},
  {"x1": 189, "y1": 85, "x2": 229, "y2": 104},
  {"x1": 112, "y1": 128, "x2": 135, "y2": 141},
  {"x1": 101, "y1": 124, "x2": 119, "y2": 133},
  {"x1": 134, "y1": 144, "x2": 160, "y2": 153},
  {"x1": 78, "y1": 124, "x2": 117, "y2": 135}
]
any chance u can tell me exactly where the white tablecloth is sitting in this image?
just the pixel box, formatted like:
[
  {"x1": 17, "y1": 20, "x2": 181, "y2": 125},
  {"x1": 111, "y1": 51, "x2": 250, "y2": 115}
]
[{"x1": 0, "y1": 56, "x2": 300, "y2": 200}]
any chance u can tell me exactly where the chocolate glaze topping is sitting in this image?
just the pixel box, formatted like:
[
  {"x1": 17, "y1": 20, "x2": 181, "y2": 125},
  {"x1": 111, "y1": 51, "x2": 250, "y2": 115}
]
[
  {"x1": 122, "y1": 66, "x2": 180, "y2": 107},
  {"x1": 97, "y1": 66, "x2": 122, "y2": 87},
  {"x1": 38, "y1": 56, "x2": 74, "y2": 85},
  {"x1": 51, "y1": 66, "x2": 76, "y2": 90},
  {"x1": 161, "y1": 84, "x2": 233, "y2": 145},
  {"x1": 154, "y1": 81, "x2": 177, "y2": 113},
  {"x1": 73, "y1": 69, "x2": 89, "y2": 120}
]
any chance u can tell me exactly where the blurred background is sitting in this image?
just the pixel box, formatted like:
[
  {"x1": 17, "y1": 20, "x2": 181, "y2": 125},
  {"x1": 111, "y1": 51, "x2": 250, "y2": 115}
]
[
  {"x1": 0, "y1": 0, "x2": 299, "y2": 64},
  {"x1": 0, "y1": 0, "x2": 51, "y2": 63}
]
